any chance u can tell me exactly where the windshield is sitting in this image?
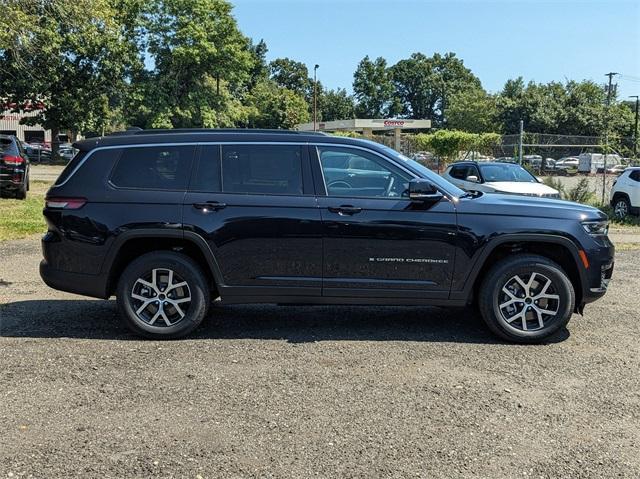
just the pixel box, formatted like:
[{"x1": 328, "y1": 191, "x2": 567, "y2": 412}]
[
  {"x1": 479, "y1": 163, "x2": 537, "y2": 183},
  {"x1": 370, "y1": 142, "x2": 467, "y2": 197}
]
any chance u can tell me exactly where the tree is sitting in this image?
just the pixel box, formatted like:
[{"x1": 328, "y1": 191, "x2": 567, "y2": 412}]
[
  {"x1": 445, "y1": 88, "x2": 498, "y2": 133},
  {"x1": 269, "y1": 58, "x2": 310, "y2": 96},
  {"x1": 0, "y1": 0, "x2": 143, "y2": 153},
  {"x1": 320, "y1": 88, "x2": 355, "y2": 121},
  {"x1": 353, "y1": 56, "x2": 398, "y2": 117},
  {"x1": 142, "y1": 0, "x2": 254, "y2": 128},
  {"x1": 246, "y1": 81, "x2": 310, "y2": 129},
  {"x1": 390, "y1": 52, "x2": 481, "y2": 125}
]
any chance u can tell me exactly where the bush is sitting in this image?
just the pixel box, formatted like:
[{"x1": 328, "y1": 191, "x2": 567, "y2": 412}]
[
  {"x1": 542, "y1": 177, "x2": 566, "y2": 197},
  {"x1": 566, "y1": 178, "x2": 593, "y2": 204}
]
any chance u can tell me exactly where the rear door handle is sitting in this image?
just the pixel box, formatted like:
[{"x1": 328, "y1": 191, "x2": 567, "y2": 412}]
[
  {"x1": 328, "y1": 205, "x2": 362, "y2": 216},
  {"x1": 193, "y1": 201, "x2": 227, "y2": 212}
]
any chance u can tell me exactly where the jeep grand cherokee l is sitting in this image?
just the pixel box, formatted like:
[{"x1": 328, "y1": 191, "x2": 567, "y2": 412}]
[{"x1": 40, "y1": 129, "x2": 614, "y2": 343}]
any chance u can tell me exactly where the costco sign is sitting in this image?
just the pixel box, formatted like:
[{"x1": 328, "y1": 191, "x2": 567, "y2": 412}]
[{"x1": 383, "y1": 120, "x2": 405, "y2": 127}]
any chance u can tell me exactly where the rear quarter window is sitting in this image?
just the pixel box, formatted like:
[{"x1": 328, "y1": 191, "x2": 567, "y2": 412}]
[
  {"x1": 54, "y1": 151, "x2": 87, "y2": 185},
  {"x1": 110, "y1": 145, "x2": 195, "y2": 190}
]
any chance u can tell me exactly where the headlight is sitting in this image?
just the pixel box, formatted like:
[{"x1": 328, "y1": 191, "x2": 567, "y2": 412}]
[{"x1": 581, "y1": 220, "x2": 609, "y2": 236}]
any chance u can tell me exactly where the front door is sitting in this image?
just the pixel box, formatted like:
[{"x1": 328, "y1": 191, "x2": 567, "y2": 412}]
[
  {"x1": 183, "y1": 143, "x2": 323, "y2": 298},
  {"x1": 313, "y1": 145, "x2": 458, "y2": 300}
]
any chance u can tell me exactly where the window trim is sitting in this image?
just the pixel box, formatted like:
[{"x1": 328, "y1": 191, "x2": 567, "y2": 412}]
[
  {"x1": 59, "y1": 141, "x2": 457, "y2": 198},
  {"x1": 187, "y1": 143, "x2": 313, "y2": 196},
  {"x1": 313, "y1": 144, "x2": 415, "y2": 200},
  {"x1": 107, "y1": 144, "x2": 197, "y2": 192}
]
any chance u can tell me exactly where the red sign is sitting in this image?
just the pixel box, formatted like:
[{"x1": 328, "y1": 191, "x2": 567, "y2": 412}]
[{"x1": 384, "y1": 120, "x2": 405, "y2": 127}]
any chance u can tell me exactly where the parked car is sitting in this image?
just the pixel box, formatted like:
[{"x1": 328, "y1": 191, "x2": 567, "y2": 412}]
[
  {"x1": 40, "y1": 129, "x2": 614, "y2": 344},
  {"x1": 0, "y1": 134, "x2": 30, "y2": 199},
  {"x1": 606, "y1": 164, "x2": 626, "y2": 175},
  {"x1": 442, "y1": 161, "x2": 561, "y2": 198},
  {"x1": 610, "y1": 167, "x2": 640, "y2": 218},
  {"x1": 555, "y1": 157, "x2": 579, "y2": 174},
  {"x1": 23, "y1": 142, "x2": 52, "y2": 163},
  {"x1": 58, "y1": 146, "x2": 77, "y2": 161}
]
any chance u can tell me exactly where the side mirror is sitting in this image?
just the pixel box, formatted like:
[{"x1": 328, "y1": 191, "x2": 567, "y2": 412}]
[
  {"x1": 466, "y1": 175, "x2": 479, "y2": 183},
  {"x1": 409, "y1": 179, "x2": 443, "y2": 202}
]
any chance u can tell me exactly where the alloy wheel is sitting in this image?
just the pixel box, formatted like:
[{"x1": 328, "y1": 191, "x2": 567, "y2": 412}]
[
  {"x1": 614, "y1": 200, "x2": 628, "y2": 218},
  {"x1": 498, "y1": 272, "x2": 560, "y2": 332},
  {"x1": 130, "y1": 268, "x2": 191, "y2": 327}
]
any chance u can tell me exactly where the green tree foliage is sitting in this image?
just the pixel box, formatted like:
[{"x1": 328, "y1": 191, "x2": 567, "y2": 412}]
[
  {"x1": 353, "y1": 56, "x2": 398, "y2": 117},
  {"x1": 445, "y1": 87, "x2": 498, "y2": 133},
  {"x1": 320, "y1": 88, "x2": 356, "y2": 121},
  {"x1": 390, "y1": 52, "x2": 481, "y2": 125},
  {"x1": 140, "y1": 0, "x2": 254, "y2": 128},
  {"x1": 246, "y1": 80, "x2": 310, "y2": 129},
  {"x1": 0, "y1": 0, "x2": 142, "y2": 150},
  {"x1": 414, "y1": 130, "x2": 500, "y2": 161},
  {"x1": 268, "y1": 58, "x2": 310, "y2": 96}
]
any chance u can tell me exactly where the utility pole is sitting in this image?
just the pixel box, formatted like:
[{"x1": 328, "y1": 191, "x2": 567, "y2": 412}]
[
  {"x1": 602, "y1": 72, "x2": 619, "y2": 203},
  {"x1": 518, "y1": 119, "x2": 524, "y2": 164},
  {"x1": 630, "y1": 95, "x2": 639, "y2": 161},
  {"x1": 313, "y1": 64, "x2": 319, "y2": 132}
]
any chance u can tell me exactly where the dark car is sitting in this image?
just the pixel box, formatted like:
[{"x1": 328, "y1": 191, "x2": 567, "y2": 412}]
[
  {"x1": 0, "y1": 135, "x2": 30, "y2": 199},
  {"x1": 40, "y1": 129, "x2": 614, "y2": 343}
]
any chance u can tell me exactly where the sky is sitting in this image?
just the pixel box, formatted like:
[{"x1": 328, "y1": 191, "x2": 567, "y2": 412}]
[{"x1": 231, "y1": 0, "x2": 640, "y2": 99}]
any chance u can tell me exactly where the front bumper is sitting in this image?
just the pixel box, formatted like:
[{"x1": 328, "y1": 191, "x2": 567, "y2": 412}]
[{"x1": 581, "y1": 237, "x2": 615, "y2": 304}]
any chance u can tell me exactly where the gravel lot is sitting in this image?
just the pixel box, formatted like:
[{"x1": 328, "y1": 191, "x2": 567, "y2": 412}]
[{"x1": 1, "y1": 237, "x2": 639, "y2": 478}]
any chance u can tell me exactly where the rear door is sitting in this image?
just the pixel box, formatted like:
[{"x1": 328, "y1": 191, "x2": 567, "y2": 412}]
[
  {"x1": 183, "y1": 143, "x2": 323, "y2": 298},
  {"x1": 313, "y1": 145, "x2": 458, "y2": 300}
]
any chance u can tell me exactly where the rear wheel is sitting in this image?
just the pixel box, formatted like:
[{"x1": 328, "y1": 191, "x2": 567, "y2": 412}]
[
  {"x1": 116, "y1": 251, "x2": 210, "y2": 339},
  {"x1": 478, "y1": 255, "x2": 575, "y2": 344},
  {"x1": 15, "y1": 180, "x2": 27, "y2": 200}
]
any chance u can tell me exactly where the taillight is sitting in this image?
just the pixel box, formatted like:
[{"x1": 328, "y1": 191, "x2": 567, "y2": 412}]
[
  {"x1": 3, "y1": 155, "x2": 24, "y2": 165},
  {"x1": 45, "y1": 197, "x2": 87, "y2": 209}
]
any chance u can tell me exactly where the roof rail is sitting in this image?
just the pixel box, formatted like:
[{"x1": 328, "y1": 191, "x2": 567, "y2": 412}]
[{"x1": 107, "y1": 128, "x2": 328, "y2": 136}]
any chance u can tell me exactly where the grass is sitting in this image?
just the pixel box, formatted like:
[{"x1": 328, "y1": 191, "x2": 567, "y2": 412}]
[{"x1": 0, "y1": 180, "x2": 50, "y2": 241}]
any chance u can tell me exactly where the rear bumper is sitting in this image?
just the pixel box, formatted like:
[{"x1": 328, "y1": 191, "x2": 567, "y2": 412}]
[{"x1": 40, "y1": 260, "x2": 110, "y2": 299}]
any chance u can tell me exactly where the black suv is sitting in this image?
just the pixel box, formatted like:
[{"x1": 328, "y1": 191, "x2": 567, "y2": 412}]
[
  {"x1": 0, "y1": 134, "x2": 30, "y2": 199},
  {"x1": 40, "y1": 129, "x2": 614, "y2": 343}
]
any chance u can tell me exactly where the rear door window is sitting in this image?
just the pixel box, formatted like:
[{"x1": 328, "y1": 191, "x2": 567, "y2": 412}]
[
  {"x1": 110, "y1": 145, "x2": 195, "y2": 190},
  {"x1": 221, "y1": 144, "x2": 303, "y2": 195}
]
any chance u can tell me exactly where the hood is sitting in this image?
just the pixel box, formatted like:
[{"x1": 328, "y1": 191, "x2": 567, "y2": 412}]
[
  {"x1": 457, "y1": 192, "x2": 606, "y2": 221},
  {"x1": 483, "y1": 181, "x2": 559, "y2": 196}
]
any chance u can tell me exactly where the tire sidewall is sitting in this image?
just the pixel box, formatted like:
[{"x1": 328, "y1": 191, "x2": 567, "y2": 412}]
[
  {"x1": 483, "y1": 258, "x2": 574, "y2": 342},
  {"x1": 117, "y1": 253, "x2": 209, "y2": 339}
]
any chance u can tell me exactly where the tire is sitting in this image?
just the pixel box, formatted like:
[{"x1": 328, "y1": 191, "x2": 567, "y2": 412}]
[
  {"x1": 613, "y1": 195, "x2": 631, "y2": 219},
  {"x1": 116, "y1": 251, "x2": 210, "y2": 339},
  {"x1": 478, "y1": 255, "x2": 575, "y2": 344},
  {"x1": 15, "y1": 181, "x2": 27, "y2": 200}
]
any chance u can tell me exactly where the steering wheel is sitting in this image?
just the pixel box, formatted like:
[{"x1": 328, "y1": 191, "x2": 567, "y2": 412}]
[{"x1": 328, "y1": 180, "x2": 352, "y2": 191}]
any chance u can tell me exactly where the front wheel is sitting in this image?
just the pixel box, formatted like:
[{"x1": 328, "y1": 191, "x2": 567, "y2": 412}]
[
  {"x1": 478, "y1": 255, "x2": 575, "y2": 344},
  {"x1": 116, "y1": 251, "x2": 210, "y2": 339}
]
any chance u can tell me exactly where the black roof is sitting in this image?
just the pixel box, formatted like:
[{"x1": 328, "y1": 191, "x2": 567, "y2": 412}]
[{"x1": 73, "y1": 128, "x2": 358, "y2": 151}]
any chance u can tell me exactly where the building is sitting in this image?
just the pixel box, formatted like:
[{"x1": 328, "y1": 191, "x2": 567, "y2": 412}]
[
  {"x1": 0, "y1": 107, "x2": 52, "y2": 144},
  {"x1": 297, "y1": 118, "x2": 432, "y2": 150}
]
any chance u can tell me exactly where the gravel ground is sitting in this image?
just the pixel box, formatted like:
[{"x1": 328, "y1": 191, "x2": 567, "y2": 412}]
[{"x1": 1, "y1": 238, "x2": 639, "y2": 478}]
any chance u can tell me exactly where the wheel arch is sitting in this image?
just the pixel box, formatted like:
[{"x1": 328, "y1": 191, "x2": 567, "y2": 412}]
[
  {"x1": 102, "y1": 230, "x2": 225, "y2": 297},
  {"x1": 455, "y1": 234, "x2": 587, "y2": 309}
]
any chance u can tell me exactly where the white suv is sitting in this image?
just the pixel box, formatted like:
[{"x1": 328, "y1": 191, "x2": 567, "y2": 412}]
[{"x1": 610, "y1": 167, "x2": 640, "y2": 218}]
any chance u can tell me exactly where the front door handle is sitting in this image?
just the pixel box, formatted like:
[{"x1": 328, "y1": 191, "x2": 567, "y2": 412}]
[
  {"x1": 328, "y1": 205, "x2": 362, "y2": 216},
  {"x1": 193, "y1": 201, "x2": 227, "y2": 212}
]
